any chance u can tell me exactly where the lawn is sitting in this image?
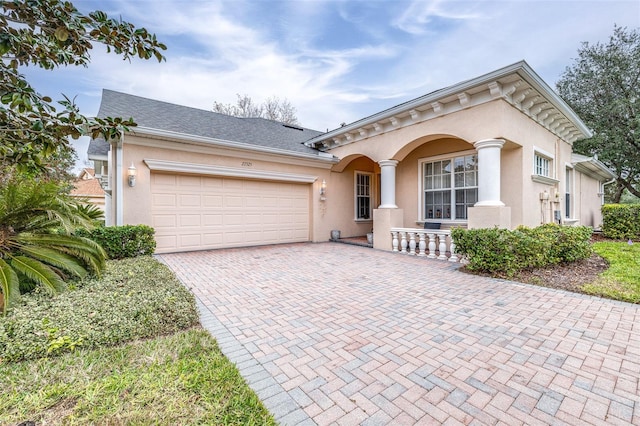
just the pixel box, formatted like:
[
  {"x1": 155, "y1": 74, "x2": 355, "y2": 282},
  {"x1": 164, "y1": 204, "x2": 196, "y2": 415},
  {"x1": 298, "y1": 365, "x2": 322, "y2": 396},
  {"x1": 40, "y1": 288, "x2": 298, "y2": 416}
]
[
  {"x1": 583, "y1": 241, "x2": 640, "y2": 303},
  {"x1": 0, "y1": 257, "x2": 276, "y2": 425}
]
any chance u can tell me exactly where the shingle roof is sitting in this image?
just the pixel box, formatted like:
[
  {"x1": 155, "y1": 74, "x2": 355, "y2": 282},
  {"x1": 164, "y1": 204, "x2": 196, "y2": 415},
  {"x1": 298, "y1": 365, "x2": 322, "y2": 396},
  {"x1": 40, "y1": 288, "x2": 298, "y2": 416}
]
[{"x1": 88, "y1": 90, "x2": 324, "y2": 157}]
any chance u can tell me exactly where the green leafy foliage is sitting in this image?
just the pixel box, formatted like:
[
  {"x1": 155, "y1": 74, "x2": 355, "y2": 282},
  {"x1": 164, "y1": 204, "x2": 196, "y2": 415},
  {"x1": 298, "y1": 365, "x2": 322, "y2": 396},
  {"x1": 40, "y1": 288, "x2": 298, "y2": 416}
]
[
  {"x1": 0, "y1": 179, "x2": 106, "y2": 312},
  {"x1": 0, "y1": 0, "x2": 167, "y2": 175},
  {"x1": 78, "y1": 225, "x2": 156, "y2": 259},
  {"x1": 0, "y1": 257, "x2": 199, "y2": 362},
  {"x1": 557, "y1": 26, "x2": 640, "y2": 202},
  {"x1": 584, "y1": 241, "x2": 640, "y2": 303},
  {"x1": 452, "y1": 224, "x2": 593, "y2": 276},
  {"x1": 601, "y1": 204, "x2": 640, "y2": 240}
]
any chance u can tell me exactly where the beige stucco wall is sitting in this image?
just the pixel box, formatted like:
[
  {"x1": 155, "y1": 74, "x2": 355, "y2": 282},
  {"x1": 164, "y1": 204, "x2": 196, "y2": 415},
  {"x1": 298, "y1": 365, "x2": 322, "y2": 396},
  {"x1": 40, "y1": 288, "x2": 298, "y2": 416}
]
[
  {"x1": 325, "y1": 99, "x2": 587, "y2": 230},
  {"x1": 576, "y1": 172, "x2": 605, "y2": 228},
  {"x1": 111, "y1": 97, "x2": 607, "y2": 249}
]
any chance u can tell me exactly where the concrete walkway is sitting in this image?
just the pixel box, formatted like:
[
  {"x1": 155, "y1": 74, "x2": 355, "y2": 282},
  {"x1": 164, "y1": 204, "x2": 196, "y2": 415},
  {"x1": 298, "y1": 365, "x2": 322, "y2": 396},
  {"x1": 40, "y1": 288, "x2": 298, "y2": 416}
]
[{"x1": 159, "y1": 243, "x2": 640, "y2": 425}]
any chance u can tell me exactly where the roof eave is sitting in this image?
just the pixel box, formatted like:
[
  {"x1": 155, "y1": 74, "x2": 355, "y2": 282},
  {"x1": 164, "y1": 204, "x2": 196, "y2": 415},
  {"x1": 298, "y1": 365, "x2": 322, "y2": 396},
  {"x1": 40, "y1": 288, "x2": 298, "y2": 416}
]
[
  {"x1": 307, "y1": 61, "x2": 592, "y2": 148},
  {"x1": 130, "y1": 126, "x2": 338, "y2": 163}
]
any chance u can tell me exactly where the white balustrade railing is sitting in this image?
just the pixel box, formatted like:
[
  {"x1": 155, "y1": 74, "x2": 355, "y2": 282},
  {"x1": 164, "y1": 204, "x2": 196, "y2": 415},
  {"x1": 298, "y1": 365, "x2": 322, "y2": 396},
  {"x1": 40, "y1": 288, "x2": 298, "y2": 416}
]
[{"x1": 390, "y1": 228, "x2": 459, "y2": 262}]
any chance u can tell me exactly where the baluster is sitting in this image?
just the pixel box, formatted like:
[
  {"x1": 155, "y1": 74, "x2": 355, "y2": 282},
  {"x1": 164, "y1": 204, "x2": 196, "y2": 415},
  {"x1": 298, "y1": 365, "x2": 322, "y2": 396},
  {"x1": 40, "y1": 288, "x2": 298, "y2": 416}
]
[
  {"x1": 437, "y1": 233, "x2": 447, "y2": 260},
  {"x1": 448, "y1": 238, "x2": 458, "y2": 262},
  {"x1": 427, "y1": 233, "x2": 436, "y2": 258},
  {"x1": 417, "y1": 233, "x2": 426, "y2": 257},
  {"x1": 391, "y1": 231, "x2": 399, "y2": 252},
  {"x1": 400, "y1": 232, "x2": 408, "y2": 254},
  {"x1": 408, "y1": 232, "x2": 416, "y2": 255}
]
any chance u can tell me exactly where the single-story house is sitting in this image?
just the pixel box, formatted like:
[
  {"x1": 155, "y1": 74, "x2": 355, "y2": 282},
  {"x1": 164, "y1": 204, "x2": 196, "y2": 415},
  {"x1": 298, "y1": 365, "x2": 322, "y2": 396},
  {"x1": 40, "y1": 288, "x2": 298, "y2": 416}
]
[
  {"x1": 70, "y1": 167, "x2": 106, "y2": 214},
  {"x1": 88, "y1": 61, "x2": 614, "y2": 255}
]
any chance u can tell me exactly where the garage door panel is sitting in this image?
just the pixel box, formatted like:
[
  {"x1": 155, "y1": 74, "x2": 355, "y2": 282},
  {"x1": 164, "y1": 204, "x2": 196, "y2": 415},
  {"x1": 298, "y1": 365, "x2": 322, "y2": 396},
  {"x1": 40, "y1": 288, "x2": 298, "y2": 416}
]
[
  {"x1": 153, "y1": 214, "x2": 177, "y2": 228},
  {"x1": 203, "y1": 195, "x2": 223, "y2": 207},
  {"x1": 151, "y1": 173, "x2": 310, "y2": 253},
  {"x1": 153, "y1": 174, "x2": 177, "y2": 186},
  {"x1": 179, "y1": 194, "x2": 201, "y2": 207},
  {"x1": 225, "y1": 196, "x2": 244, "y2": 208},
  {"x1": 202, "y1": 177, "x2": 223, "y2": 188},
  {"x1": 179, "y1": 233, "x2": 201, "y2": 247},
  {"x1": 224, "y1": 214, "x2": 244, "y2": 226},
  {"x1": 178, "y1": 175, "x2": 202, "y2": 187},
  {"x1": 153, "y1": 193, "x2": 177, "y2": 207},
  {"x1": 203, "y1": 214, "x2": 223, "y2": 226},
  {"x1": 179, "y1": 214, "x2": 201, "y2": 227}
]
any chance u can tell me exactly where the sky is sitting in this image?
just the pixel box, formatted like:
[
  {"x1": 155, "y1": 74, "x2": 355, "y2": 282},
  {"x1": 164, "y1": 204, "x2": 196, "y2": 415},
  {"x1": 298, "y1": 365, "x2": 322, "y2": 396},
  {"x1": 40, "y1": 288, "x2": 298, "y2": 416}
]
[{"x1": 21, "y1": 0, "x2": 640, "y2": 170}]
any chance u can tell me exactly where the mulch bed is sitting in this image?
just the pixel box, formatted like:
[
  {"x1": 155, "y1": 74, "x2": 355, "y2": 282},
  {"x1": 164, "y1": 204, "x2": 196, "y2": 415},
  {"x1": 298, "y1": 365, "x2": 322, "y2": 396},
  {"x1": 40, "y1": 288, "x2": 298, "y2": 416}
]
[{"x1": 461, "y1": 252, "x2": 610, "y2": 295}]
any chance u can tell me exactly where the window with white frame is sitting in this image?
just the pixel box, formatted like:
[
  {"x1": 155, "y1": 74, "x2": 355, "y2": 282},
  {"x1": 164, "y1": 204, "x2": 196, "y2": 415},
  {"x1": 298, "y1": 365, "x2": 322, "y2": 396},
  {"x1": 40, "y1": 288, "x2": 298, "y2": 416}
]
[
  {"x1": 421, "y1": 153, "x2": 477, "y2": 221},
  {"x1": 355, "y1": 172, "x2": 372, "y2": 220},
  {"x1": 534, "y1": 153, "x2": 551, "y2": 177}
]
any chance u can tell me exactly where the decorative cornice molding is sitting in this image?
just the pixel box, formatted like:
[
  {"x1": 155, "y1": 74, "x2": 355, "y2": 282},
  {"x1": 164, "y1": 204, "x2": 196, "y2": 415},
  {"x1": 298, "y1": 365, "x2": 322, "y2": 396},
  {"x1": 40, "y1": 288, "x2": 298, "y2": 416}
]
[
  {"x1": 143, "y1": 159, "x2": 319, "y2": 183},
  {"x1": 305, "y1": 61, "x2": 591, "y2": 151}
]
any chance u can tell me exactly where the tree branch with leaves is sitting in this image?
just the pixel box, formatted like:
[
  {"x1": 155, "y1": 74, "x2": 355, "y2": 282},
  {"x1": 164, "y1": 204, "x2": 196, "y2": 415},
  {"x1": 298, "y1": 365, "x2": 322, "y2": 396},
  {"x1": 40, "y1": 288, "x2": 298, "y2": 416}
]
[
  {"x1": 557, "y1": 25, "x2": 640, "y2": 202},
  {"x1": 0, "y1": 0, "x2": 167, "y2": 177}
]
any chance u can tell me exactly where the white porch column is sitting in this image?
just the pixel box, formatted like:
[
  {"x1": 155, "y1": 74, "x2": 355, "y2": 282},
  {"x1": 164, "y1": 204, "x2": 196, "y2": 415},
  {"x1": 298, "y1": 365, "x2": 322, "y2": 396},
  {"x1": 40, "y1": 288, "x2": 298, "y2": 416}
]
[
  {"x1": 378, "y1": 159, "x2": 398, "y2": 208},
  {"x1": 468, "y1": 138, "x2": 511, "y2": 229},
  {"x1": 474, "y1": 139, "x2": 505, "y2": 206}
]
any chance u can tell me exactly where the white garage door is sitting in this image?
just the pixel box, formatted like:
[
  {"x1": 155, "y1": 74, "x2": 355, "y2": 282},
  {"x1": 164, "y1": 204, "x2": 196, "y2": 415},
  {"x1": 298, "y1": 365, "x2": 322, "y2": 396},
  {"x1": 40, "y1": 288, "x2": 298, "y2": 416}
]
[{"x1": 151, "y1": 173, "x2": 310, "y2": 253}]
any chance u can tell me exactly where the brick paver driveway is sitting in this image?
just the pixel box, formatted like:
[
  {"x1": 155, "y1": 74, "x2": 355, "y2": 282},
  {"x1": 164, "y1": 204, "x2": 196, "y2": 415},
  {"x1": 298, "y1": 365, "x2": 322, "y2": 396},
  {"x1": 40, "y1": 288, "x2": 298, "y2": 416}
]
[{"x1": 160, "y1": 243, "x2": 639, "y2": 425}]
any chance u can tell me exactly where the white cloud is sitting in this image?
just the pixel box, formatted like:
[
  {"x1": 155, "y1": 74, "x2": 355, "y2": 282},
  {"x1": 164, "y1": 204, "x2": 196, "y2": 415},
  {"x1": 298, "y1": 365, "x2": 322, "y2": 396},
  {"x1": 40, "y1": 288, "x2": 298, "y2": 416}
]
[{"x1": 31, "y1": 0, "x2": 639, "y2": 167}]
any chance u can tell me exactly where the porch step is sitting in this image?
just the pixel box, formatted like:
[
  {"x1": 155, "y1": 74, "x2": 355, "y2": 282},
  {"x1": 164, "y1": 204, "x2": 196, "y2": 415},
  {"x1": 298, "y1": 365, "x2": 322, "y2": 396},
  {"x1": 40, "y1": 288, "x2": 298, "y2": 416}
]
[{"x1": 331, "y1": 236, "x2": 372, "y2": 248}]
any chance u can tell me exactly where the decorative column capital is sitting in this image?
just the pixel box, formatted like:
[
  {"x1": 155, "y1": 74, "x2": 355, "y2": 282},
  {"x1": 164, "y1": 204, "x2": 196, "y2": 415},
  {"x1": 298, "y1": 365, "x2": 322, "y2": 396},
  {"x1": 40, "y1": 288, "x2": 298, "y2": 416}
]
[
  {"x1": 473, "y1": 138, "x2": 505, "y2": 150},
  {"x1": 378, "y1": 159, "x2": 399, "y2": 168}
]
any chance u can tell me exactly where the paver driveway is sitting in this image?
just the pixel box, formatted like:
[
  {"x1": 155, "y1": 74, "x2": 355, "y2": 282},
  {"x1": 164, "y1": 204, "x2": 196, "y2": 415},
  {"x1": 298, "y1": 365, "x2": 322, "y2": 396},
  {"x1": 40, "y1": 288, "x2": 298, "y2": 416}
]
[{"x1": 159, "y1": 243, "x2": 640, "y2": 425}]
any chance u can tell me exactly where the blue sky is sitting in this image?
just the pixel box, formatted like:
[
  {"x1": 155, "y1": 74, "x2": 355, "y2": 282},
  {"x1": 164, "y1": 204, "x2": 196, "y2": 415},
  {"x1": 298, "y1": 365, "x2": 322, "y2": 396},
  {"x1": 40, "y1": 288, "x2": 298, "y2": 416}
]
[{"x1": 22, "y1": 0, "x2": 640, "y2": 168}]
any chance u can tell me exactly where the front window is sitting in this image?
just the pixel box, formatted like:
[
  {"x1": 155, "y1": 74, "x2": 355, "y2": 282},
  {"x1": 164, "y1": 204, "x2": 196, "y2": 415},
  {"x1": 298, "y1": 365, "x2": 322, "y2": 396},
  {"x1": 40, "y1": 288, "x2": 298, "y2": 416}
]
[
  {"x1": 355, "y1": 172, "x2": 372, "y2": 220},
  {"x1": 422, "y1": 154, "x2": 477, "y2": 220},
  {"x1": 565, "y1": 167, "x2": 572, "y2": 218},
  {"x1": 534, "y1": 154, "x2": 551, "y2": 177}
]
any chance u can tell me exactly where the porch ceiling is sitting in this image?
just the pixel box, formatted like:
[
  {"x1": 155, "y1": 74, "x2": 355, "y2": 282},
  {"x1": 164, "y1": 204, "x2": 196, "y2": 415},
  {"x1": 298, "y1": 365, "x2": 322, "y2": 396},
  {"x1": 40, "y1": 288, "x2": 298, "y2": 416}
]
[{"x1": 306, "y1": 61, "x2": 591, "y2": 152}]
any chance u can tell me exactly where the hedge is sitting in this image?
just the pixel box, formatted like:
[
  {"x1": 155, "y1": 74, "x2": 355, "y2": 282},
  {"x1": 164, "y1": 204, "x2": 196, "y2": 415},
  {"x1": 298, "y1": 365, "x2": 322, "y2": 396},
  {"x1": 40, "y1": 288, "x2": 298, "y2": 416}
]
[
  {"x1": 0, "y1": 257, "x2": 199, "y2": 362},
  {"x1": 602, "y1": 204, "x2": 640, "y2": 240},
  {"x1": 452, "y1": 224, "x2": 593, "y2": 276},
  {"x1": 79, "y1": 225, "x2": 156, "y2": 259}
]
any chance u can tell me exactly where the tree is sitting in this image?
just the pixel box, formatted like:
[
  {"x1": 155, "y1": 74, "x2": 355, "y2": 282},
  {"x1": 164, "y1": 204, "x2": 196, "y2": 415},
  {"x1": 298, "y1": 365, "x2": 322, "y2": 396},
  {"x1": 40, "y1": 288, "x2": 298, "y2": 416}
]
[
  {"x1": 213, "y1": 94, "x2": 300, "y2": 125},
  {"x1": 0, "y1": 0, "x2": 167, "y2": 176},
  {"x1": 0, "y1": 179, "x2": 107, "y2": 313},
  {"x1": 557, "y1": 26, "x2": 640, "y2": 202}
]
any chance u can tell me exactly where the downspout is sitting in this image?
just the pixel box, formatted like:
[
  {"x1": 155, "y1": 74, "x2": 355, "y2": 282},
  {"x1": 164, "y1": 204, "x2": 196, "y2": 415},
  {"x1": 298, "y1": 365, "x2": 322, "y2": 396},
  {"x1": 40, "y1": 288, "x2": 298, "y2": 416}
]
[
  {"x1": 114, "y1": 134, "x2": 124, "y2": 225},
  {"x1": 601, "y1": 178, "x2": 616, "y2": 205}
]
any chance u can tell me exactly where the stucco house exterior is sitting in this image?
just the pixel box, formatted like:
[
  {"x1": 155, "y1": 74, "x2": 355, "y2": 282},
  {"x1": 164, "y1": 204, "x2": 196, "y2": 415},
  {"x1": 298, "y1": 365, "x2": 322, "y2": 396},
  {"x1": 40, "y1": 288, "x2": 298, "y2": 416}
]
[{"x1": 88, "y1": 61, "x2": 614, "y2": 255}]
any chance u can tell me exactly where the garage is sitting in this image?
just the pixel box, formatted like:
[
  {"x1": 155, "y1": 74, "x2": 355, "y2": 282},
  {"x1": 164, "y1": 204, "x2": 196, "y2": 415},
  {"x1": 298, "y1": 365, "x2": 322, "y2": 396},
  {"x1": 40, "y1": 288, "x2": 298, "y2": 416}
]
[{"x1": 150, "y1": 172, "x2": 310, "y2": 253}]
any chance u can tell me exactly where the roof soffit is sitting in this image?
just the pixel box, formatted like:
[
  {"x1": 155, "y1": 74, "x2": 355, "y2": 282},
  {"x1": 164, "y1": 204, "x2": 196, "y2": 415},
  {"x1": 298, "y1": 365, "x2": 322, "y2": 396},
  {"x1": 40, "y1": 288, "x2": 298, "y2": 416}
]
[{"x1": 306, "y1": 61, "x2": 591, "y2": 151}]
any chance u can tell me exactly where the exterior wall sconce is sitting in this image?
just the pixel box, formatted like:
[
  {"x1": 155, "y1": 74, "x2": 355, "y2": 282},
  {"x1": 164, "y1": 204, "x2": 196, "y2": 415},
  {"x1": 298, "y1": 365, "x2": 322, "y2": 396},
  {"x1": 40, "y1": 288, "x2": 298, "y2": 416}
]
[
  {"x1": 128, "y1": 162, "x2": 137, "y2": 187},
  {"x1": 320, "y1": 179, "x2": 327, "y2": 201}
]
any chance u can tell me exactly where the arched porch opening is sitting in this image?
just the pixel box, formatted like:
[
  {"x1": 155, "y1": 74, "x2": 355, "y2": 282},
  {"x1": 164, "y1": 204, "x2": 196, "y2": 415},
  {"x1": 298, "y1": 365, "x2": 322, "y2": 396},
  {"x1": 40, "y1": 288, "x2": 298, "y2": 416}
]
[{"x1": 327, "y1": 154, "x2": 379, "y2": 240}]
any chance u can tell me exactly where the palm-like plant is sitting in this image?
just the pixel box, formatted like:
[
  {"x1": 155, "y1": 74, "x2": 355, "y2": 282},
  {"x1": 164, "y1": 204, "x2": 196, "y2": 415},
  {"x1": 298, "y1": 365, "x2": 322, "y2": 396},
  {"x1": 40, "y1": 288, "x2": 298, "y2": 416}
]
[{"x1": 0, "y1": 179, "x2": 106, "y2": 313}]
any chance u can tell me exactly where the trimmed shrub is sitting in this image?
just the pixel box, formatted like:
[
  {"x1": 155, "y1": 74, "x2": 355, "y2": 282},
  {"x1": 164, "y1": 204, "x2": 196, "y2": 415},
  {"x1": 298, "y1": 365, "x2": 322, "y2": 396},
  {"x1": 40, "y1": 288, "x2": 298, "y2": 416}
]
[
  {"x1": 452, "y1": 224, "x2": 593, "y2": 276},
  {"x1": 602, "y1": 204, "x2": 640, "y2": 240},
  {"x1": 0, "y1": 257, "x2": 199, "y2": 362},
  {"x1": 80, "y1": 225, "x2": 156, "y2": 259}
]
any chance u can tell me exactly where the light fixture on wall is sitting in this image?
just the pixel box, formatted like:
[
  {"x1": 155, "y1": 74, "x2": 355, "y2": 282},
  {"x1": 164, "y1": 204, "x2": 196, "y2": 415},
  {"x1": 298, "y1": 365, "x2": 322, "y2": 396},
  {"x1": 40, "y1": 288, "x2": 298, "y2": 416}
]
[
  {"x1": 128, "y1": 163, "x2": 137, "y2": 187},
  {"x1": 320, "y1": 179, "x2": 327, "y2": 201}
]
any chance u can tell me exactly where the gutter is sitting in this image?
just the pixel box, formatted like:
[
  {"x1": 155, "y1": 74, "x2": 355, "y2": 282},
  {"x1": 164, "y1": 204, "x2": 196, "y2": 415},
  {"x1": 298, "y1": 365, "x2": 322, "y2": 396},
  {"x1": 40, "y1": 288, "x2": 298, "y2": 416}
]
[{"x1": 131, "y1": 126, "x2": 338, "y2": 163}]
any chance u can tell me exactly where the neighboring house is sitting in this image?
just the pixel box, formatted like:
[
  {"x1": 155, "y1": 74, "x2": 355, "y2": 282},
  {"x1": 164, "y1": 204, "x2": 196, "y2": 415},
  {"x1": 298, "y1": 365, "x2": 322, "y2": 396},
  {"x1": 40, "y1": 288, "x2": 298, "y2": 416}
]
[
  {"x1": 88, "y1": 61, "x2": 614, "y2": 254},
  {"x1": 70, "y1": 167, "x2": 106, "y2": 213}
]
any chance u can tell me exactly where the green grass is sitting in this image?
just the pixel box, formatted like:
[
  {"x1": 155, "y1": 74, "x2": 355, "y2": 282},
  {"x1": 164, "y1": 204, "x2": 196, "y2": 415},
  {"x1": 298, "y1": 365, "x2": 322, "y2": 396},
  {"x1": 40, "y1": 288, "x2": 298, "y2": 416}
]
[
  {"x1": 0, "y1": 327, "x2": 276, "y2": 425},
  {"x1": 584, "y1": 241, "x2": 640, "y2": 303}
]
